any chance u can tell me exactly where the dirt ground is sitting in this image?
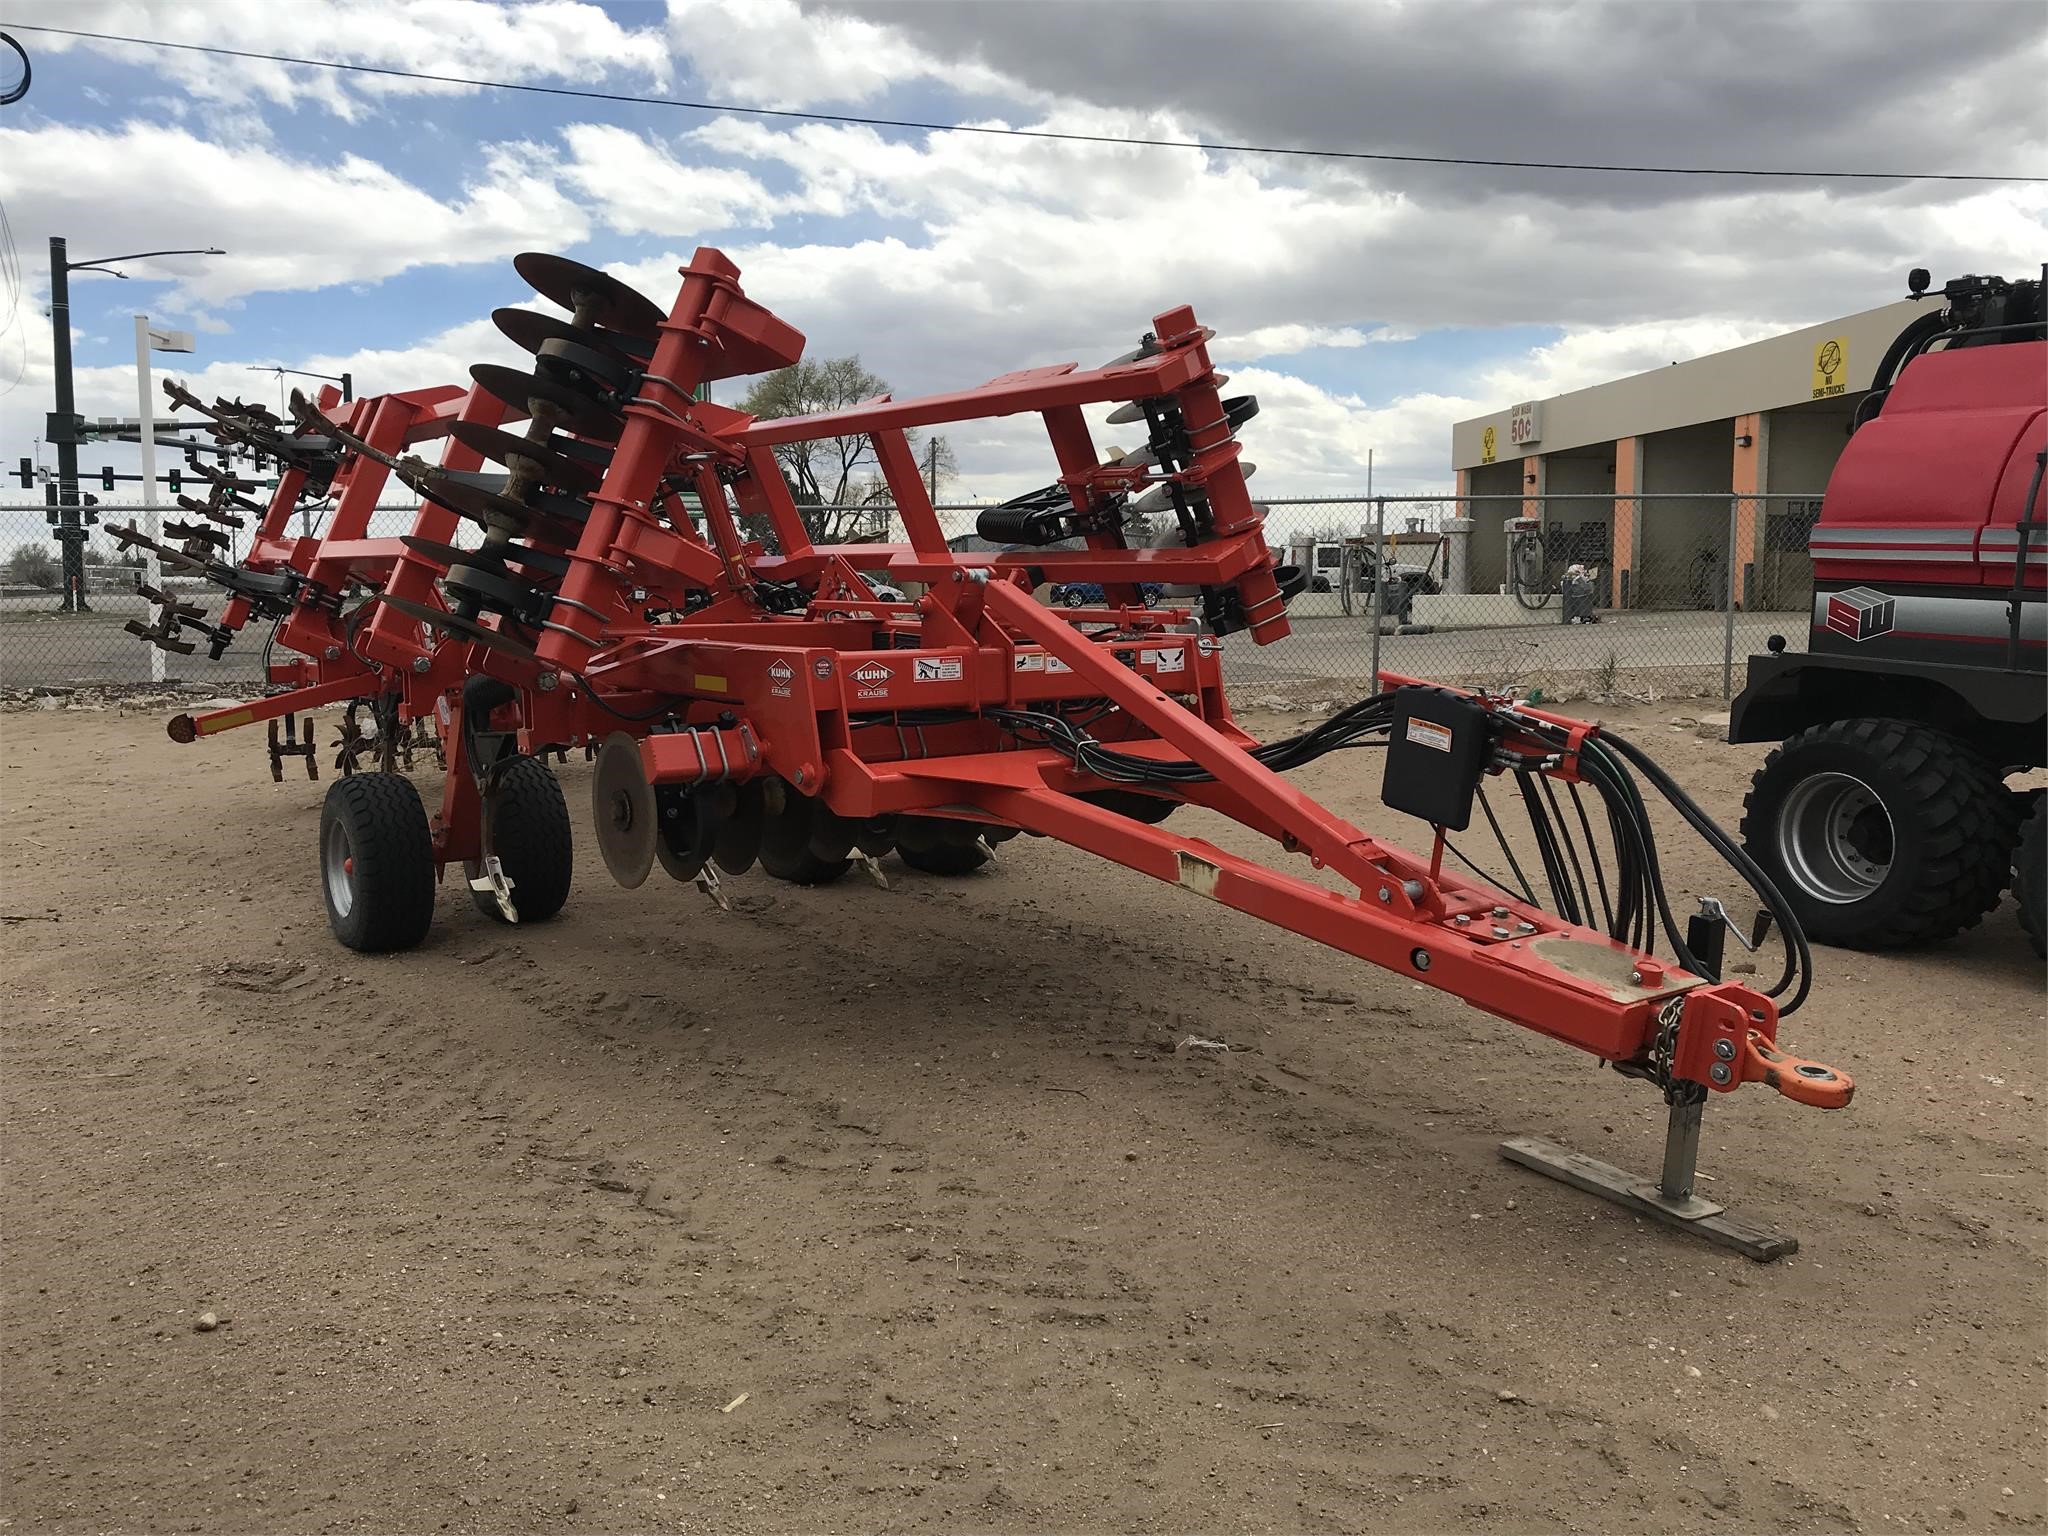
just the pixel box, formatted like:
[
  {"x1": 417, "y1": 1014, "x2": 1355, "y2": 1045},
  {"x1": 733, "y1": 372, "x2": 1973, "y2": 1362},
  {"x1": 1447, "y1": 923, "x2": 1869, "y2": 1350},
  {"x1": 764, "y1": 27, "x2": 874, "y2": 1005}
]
[{"x1": 2, "y1": 696, "x2": 2043, "y2": 1535}]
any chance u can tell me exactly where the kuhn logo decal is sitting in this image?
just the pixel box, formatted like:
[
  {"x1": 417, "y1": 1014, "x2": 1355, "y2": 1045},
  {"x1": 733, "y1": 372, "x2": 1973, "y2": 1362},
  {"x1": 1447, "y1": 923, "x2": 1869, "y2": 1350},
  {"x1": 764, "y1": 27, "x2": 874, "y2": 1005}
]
[
  {"x1": 851, "y1": 662, "x2": 893, "y2": 695},
  {"x1": 1823, "y1": 586, "x2": 1895, "y2": 642}
]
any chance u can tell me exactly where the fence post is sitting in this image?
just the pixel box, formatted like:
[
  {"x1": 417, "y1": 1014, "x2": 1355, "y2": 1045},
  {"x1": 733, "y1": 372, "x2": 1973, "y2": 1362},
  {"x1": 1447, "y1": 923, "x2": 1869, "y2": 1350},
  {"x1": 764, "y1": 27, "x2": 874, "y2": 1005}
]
[
  {"x1": 1370, "y1": 496, "x2": 1385, "y2": 694},
  {"x1": 1721, "y1": 494, "x2": 1739, "y2": 699}
]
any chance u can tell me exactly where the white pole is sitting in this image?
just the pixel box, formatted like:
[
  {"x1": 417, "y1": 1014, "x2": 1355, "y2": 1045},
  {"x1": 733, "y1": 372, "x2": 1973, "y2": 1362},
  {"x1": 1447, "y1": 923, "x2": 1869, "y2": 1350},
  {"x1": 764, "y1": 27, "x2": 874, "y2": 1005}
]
[{"x1": 134, "y1": 313, "x2": 165, "y2": 684}]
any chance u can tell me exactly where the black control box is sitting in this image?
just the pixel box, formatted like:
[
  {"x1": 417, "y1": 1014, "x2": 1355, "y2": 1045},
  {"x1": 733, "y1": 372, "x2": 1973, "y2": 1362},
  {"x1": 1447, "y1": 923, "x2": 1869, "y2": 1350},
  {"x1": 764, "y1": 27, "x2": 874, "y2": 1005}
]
[{"x1": 1379, "y1": 685, "x2": 1494, "y2": 831}]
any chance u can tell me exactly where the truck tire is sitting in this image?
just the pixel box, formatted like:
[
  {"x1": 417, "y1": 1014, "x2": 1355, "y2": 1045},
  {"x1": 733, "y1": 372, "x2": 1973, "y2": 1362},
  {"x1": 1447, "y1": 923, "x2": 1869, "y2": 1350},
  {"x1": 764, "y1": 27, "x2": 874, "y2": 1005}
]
[
  {"x1": 1741, "y1": 719, "x2": 2017, "y2": 950},
  {"x1": 469, "y1": 755, "x2": 573, "y2": 924},
  {"x1": 320, "y1": 772, "x2": 435, "y2": 953},
  {"x1": 2017, "y1": 795, "x2": 2046, "y2": 959}
]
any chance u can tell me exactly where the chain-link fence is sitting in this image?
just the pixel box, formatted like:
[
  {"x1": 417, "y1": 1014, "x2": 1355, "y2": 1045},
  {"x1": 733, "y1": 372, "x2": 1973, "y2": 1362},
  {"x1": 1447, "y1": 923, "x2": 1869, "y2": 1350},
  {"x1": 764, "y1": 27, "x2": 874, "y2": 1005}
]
[{"x1": 0, "y1": 492, "x2": 1826, "y2": 700}]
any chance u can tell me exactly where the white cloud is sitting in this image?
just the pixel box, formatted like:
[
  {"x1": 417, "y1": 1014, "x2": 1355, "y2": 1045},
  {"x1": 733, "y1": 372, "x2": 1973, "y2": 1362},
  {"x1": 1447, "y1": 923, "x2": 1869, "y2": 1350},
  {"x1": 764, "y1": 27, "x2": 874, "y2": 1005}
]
[
  {"x1": 15, "y1": 0, "x2": 672, "y2": 119},
  {"x1": 663, "y1": 0, "x2": 1032, "y2": 110},
  {"x1": 0, "y1": 123, "x2": 590, "y2": 306},
  {"x1": 558, "y1": 124, "x2": 784, "y2": 235}
]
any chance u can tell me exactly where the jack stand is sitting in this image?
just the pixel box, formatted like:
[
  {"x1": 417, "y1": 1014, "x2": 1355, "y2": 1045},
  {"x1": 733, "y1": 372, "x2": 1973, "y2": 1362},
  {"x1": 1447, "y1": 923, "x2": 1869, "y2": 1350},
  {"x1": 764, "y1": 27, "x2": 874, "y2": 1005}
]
[
  {"x1": 1499, "y1": 1095, "x2": 1796, "y2": 1262},
  {"x1": 1501, "y1": 910, "x2": 1798, "y2": 1262}
]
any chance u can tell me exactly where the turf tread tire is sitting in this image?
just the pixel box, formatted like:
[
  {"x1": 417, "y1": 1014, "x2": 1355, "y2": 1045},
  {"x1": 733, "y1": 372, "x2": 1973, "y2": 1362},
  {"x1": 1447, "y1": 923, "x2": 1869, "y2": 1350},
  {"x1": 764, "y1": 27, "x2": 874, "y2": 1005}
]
[
  {"x1": 757, "y1": 842, "x2": 852, "y2": 885},
  {"x1": 322, "y1": 773, "x2": 435, "y2": 953},
  {"x1": 897, "y1": 840, "x2": 989, "y2": 876},
  {"x1": 1739, "y1": 718, "x2": 2017, "y2": 951},
  {"x1": 472, "y1": 755, "x2": 574, "y2": 924}
]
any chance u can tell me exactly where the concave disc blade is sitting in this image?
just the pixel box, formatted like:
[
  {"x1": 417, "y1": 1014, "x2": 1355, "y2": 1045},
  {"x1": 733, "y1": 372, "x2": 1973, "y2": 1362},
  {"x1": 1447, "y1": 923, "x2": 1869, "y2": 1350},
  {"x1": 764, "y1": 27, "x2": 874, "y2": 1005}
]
[
  {"x1": 514, "y1": 253, "x2": 665, "y2": 340},
  {"x1": 492, "y1": 306, "x2": 653, "y2": 365},
  {"x1": 443, "y1": 420, "x2": 604, "y2": 497},
  {"x1": 714, "y1": 779, "x2": 765, "y2": 874},
  {"x1": 378, "y1": 593, "x2": 539, "y2": 662},
  {"x1": 592, "y1": 731, "x2": 656, "y2": 889},
  {"x1": 469, "y1": 363, "x2": 623, "y2": 443}
]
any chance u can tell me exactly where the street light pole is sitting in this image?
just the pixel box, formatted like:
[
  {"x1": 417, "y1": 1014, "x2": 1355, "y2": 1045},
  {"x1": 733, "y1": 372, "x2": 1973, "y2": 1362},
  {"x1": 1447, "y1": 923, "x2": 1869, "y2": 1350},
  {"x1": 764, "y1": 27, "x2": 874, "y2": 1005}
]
[
  {"x1": 43, "y1": 238, "x2": 226, "y2": 614},
  {"x1": 46, "y1": 236, "x2": 85, "y2": 611}
]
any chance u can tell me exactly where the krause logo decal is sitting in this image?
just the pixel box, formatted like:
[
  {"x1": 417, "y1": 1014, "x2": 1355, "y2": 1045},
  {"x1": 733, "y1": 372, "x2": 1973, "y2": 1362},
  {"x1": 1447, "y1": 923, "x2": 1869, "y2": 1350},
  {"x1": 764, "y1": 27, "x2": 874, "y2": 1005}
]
[
  {"x1": 850, "y1": 662, "x2": 894, "y2": 698},
  {"x1": 1823, "y1": 586, "x2": 1895, "y2": 642},
  {"x1": 766, "y1": 658, "x2": 795, "y2": 697}
]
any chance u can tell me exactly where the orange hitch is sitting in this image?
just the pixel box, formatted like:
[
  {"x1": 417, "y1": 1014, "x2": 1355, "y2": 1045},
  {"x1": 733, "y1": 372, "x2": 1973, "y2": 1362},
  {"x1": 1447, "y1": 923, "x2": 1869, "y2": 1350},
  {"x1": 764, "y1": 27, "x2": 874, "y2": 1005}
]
[{"x1": 1744, "y1": 1031, "x2": 1854, "y2": 1109}]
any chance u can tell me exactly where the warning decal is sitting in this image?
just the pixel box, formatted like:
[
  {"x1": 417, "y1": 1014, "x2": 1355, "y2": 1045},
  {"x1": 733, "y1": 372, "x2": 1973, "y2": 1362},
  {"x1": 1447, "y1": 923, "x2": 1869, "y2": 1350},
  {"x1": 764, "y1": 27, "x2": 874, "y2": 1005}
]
[
  {"x1": 1404, "y1": 718, "x2": 1454, "y2": 753},
  {"x1": 913, "y1": 656, "x2": 963, "y2": 683}
]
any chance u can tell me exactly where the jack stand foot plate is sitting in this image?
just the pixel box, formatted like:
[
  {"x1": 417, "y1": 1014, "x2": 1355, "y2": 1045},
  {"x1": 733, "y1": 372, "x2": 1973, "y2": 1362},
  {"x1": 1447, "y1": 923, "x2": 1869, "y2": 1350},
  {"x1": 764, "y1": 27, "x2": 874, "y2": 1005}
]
[{"x1": 1499, "y1": 1135, "x2": 1798, "y2": 1263}]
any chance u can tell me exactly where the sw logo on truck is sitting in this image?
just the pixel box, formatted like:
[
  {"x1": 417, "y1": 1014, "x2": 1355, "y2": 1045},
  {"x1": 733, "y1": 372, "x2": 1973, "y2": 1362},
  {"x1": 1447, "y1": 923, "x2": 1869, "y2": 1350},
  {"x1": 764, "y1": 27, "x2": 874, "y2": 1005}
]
[{"x1": 1823, "y1": 586, "x2": 1895, "y2": 642}]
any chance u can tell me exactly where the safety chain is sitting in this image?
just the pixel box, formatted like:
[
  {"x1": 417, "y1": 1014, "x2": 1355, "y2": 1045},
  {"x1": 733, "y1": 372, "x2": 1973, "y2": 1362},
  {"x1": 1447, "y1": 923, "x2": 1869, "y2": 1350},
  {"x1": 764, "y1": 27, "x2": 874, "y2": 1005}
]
[{"x1": 1651, "y1": 996, "x2": 1707, "y2": 1106}]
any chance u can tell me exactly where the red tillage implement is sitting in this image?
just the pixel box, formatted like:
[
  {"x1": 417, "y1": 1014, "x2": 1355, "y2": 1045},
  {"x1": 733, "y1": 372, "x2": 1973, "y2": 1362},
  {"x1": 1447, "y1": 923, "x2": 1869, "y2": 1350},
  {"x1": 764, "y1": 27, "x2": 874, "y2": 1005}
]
[{"x1": 126, "y1": 248, "x2": 1849, "y2": 1257}]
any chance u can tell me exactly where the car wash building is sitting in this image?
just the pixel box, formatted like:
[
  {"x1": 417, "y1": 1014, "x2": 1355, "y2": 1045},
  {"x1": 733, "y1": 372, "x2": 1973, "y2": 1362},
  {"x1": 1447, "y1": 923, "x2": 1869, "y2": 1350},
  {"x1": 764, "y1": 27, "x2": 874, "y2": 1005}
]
[{"x1": 1449, "y1": 296, "x2": 1924, "y2": 610}]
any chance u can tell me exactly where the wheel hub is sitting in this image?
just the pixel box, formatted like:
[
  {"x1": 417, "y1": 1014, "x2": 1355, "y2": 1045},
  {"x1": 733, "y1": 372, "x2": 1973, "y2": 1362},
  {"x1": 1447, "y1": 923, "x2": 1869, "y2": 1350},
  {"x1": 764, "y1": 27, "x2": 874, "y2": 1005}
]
[{"x1": 1777, "y1": 771, "x2": 1894, "y2": 904}]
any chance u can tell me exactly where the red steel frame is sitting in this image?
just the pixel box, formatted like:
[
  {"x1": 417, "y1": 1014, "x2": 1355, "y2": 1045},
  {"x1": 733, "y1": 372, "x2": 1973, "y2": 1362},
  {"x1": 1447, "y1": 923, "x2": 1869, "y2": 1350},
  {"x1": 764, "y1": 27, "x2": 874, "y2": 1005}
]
[{"x1": 159, "y1": 248, "x2": 1848, "y2": 1238}]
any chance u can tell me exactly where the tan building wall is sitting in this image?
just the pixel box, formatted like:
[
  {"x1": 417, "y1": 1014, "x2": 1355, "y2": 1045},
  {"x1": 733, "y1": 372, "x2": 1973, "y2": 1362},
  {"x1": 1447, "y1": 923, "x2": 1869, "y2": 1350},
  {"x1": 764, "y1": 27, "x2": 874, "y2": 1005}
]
[{"x1": 1451, "y1": 297, "x2": 1921, "y2": 470}]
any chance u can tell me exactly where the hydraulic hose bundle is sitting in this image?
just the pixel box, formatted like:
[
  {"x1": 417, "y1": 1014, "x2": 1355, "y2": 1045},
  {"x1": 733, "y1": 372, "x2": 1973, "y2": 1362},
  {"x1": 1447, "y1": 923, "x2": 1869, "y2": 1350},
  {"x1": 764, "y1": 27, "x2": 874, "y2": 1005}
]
[{"x1": 988, "y1": 690, "x2": 1812, "y2": 1014}]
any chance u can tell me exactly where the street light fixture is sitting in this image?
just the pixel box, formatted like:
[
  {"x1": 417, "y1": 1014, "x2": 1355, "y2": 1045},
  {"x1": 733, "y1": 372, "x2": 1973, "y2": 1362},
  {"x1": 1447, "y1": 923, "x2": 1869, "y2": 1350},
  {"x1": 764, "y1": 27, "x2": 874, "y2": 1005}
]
[
  {"x1": 249, "y1": 364, "x2": 354, "y2": 404},
  {"x1": 45, "y1": 237, "x2": 226, "y2": 612}
]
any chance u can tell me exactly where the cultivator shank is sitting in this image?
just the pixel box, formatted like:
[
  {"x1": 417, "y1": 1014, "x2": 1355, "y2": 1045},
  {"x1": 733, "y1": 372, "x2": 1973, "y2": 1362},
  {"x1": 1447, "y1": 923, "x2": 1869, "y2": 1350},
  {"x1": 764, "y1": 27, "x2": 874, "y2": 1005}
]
[{"x1": 144, "y1": 246, "x2": 1850, "y2": 1257}]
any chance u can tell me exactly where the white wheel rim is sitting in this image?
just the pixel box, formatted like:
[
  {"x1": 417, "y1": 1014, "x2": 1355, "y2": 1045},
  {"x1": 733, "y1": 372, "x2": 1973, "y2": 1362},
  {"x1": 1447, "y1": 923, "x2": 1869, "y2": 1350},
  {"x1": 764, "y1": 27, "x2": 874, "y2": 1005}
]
[
  {"x1": 1777, "y1": 771, "x2": 1893, "y2": 904},
  {"x1": 324, "y1": 818, "x2": 356, "y2": 918}
]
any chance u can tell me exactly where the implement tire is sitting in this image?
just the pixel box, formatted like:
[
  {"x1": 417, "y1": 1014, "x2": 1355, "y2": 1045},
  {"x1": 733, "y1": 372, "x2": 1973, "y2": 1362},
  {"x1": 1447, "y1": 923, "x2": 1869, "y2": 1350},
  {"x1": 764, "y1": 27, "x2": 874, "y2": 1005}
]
[
  {"x1": 2017, "y1": 794, "x2": 2046, "y2": 960},
  {"x1": 897, "y1": 840, "x2": 989, "y2": 876},
  {"x1": 1740, "y1": 718, "x2": 2017, "y2": 951},
  {"x1": 320, "y1": 773, "x2": 435, "y2": 953},
  {"x1": 470, "y1": 755, "x2": 574, "y2": 924}
]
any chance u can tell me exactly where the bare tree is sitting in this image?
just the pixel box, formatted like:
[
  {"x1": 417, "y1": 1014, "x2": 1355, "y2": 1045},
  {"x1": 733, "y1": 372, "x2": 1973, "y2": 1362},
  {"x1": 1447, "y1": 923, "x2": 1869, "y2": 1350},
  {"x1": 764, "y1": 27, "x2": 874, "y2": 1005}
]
[
  {"x1": 7, "y1": 541, "x2": 56, "y2": 590},
  {"x1": 739, "y1": 356, "x2": 952, "y2": 543}
]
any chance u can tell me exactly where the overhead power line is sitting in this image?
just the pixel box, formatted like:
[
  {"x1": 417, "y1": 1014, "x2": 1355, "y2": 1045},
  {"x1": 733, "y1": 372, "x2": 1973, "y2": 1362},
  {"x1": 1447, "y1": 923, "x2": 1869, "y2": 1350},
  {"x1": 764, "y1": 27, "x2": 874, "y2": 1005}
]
[{"x1": 8, "y1": 21, "x2": 2045, "y2": 184}]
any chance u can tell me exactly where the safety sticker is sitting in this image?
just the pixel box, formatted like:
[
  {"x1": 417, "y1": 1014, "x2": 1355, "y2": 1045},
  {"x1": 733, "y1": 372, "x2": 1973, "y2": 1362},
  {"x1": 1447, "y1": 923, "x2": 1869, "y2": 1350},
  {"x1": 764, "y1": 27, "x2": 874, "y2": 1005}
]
[
  {"x1": 1046, "y1": 655, "x2": 1072, "y2": 674},
  {"x1": 1404, "y1": 718, "x2": 1454, "y2": 753},
  {"x1": 1141, "y1": 647, "x2": 1187, "y2": 673},
  {"x1": 914, "y1": 656, "x2": 963, "y2": 683},
  {"x1": 1014, "y1": 653, "x2": 1046, "y2": 673}
]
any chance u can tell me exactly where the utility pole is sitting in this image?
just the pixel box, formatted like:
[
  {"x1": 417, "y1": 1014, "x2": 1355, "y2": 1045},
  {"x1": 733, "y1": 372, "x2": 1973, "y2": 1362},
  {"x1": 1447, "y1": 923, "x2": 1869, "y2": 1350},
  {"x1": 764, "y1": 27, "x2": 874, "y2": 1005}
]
[
  {"x1": 925, "y1": 437, "x2": 938, "y2": 502},
  {"x1": 47, "y1": 236, "x2": 86, "y2": 611}
]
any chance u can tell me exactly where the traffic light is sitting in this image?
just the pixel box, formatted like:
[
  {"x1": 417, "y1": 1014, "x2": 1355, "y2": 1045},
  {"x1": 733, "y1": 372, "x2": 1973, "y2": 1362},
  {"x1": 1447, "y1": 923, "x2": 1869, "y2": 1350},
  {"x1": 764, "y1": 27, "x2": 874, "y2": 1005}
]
[
  {"x1": 81, "y1": 493, "x2": 100, "y2": 526},
  {"x1": 12, "y1": 458, "x2": 29, "y2": 489},
  {"x1": 99, "y1": 465, "x2": 115, "y2": 492},
  {"x1": 167, "y1": 468, "x2": 182, "y2": 495}
]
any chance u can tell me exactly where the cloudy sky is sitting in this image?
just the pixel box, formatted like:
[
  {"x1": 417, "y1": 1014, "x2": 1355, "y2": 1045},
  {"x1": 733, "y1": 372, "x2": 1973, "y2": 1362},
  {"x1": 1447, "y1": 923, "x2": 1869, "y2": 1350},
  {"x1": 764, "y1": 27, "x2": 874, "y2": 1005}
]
[{"x1": 0, "y1": 0, "x2": 2041, "y2": 529}]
